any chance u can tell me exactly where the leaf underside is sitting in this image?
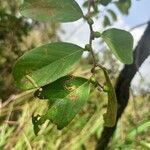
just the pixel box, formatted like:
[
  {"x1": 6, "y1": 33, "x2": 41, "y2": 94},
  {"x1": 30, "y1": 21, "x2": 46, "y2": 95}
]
[{"x1": 12, "y1": 42, "x2": 83, "y2": 90}]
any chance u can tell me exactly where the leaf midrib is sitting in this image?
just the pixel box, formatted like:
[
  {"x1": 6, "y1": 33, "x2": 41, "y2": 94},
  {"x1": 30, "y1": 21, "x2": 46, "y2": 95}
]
[{"x1": 25, "y1": 49, "x2": 83, "y2": 76}]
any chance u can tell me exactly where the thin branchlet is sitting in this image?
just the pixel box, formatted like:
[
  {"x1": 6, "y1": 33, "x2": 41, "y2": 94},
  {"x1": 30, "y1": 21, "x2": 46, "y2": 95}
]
[
  {"x1": 86, "y1": 0, "x2": 97, "y2": 69},
  {"x1": 85, "y1": 0, "x2": 105, "y2": 90}
]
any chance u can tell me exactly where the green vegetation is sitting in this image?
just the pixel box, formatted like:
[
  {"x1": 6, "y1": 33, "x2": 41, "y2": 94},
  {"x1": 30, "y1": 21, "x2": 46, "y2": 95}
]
[{"x1": 0, "y1": 0, "x2": 149, "y2": 149}]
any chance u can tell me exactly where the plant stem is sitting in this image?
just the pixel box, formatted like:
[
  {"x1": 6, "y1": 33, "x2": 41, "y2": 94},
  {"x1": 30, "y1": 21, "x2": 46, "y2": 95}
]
[
  {"x1": 86, "y1": 0, "x2": 97, "y2": 69},
  {"x1": 85, "y1": 0, "x2": 105, "y2": 91},
  {"x1": 89, "y1": 23, "x2": 97, "y2": 67}
]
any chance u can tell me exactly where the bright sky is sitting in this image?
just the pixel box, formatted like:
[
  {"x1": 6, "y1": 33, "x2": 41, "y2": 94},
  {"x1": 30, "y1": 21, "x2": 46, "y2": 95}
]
[
  {"x1": 123, "y1": 0, "x2": 150, "y2": 26},
  {"x1": 59, "y1": 0, "x2": 150, "y2": 93}
]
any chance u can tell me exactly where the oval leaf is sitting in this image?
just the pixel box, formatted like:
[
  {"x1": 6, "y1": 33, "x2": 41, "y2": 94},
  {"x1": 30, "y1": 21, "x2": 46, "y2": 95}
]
[
  {"x1": 12, "y1": 43, "x2": 84, "y2": 90},
  {"x1": 33, "y1": 76, "x2": 90, "y2": 134},
  {"x1": 20, "y1": 0, "x2": 83, "y2": 22},
  {"x1": 107, "y1": 9, "x2": 117, "y2": 21},
  {"x1": 102, "y1": 68, "x2": 117, "y2": 127},
  {"x1": 99, "y1": 0, "x2": 112, "y2": 6},
  {"x1": 103, "y1": 16, "x2": 111, "y2": 27},
  {"x1": 102, "y1": 28, "x2": 133, "y2": 64}
]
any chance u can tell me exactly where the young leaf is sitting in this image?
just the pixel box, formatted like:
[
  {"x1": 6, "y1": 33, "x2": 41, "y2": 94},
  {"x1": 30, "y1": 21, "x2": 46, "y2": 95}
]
[
  {"x1": 12, "y1": 42, "x2": 84, "y2": 90},
  {"x1": 115, "y1": 0, "x2": 131, "y2": 15},
  {"x1": 102, "y1": 67, "x2": 117, "y2": 127},
  {"x1": 33, "y1": 76, "x2": 90, "y2": 134},
  {"x1": 102, "y1": 28, "x2": 133, "y2": 64},
  {"x1": 103, "y1": 16, "x2": 111, "y2": 27},
  {"x1": 99, "y1": 0, "x2": 112, "y2": 6},
  {"x1": 107, "y1": 9, "x2": 117, "y2": 21},
  {"x1": 20, "y1": 0, "x2": 83, "y2": 22}
]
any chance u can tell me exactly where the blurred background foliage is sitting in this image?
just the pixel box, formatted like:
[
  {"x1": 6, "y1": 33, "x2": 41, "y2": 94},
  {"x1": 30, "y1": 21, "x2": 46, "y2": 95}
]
[
  {"x1": 0, "y1": 0, "x2": 149, "y2": 150},
  {"x1": 0, "y1": 0, "x2": 59, "y2": 100}
]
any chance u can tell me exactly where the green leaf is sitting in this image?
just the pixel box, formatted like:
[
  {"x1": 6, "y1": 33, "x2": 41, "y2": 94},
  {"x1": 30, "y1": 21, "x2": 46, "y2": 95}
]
[
  {"x1": 12, "y1": 42, "x2": 83, "y2": 90},
  {"x1": 102, "y1": 28, "x2": 133, "y2": 64},
  {"x1": 99, "y1": 0, "x2": 112, "y2": 6},
  {"x1": 82, "y1": 1, "x2": 88, "y2": 7},
  {"x1": 101, "y1": 67, "x2": 117, "y2": 127},
  {"x1": 20, "y1": 0, "x2": 83, "y2": 22},
  {"x1": 107, "y1": 9, "x2": 117, "y2": 21},
  {"x1": 103, "y1": 16, "x2": 111, "y2": 27},
  {"x1": 127, "y1": 120, "x2": 150, "y2": 140},
  {"x1": 115, "y1": 0, "x2": 131, "y2": 15},
  {"x1": 33, "y1": 76, "x2": 90, "y2": 134}
]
